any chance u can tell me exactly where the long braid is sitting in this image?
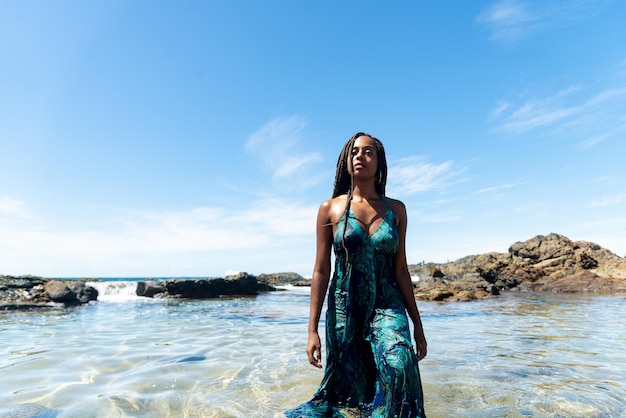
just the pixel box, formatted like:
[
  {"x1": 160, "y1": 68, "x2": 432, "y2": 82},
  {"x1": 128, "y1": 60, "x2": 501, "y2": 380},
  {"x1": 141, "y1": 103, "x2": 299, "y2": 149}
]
[
  {"x1": 374, "y1": 138, "x2": 387, "y2": 196},
  {"x1": 340, "y1": 174, "x2": 354, "y2": 263},
  {"x1": 332, "y1": 134, "x2": 358, "y2": 198},
  {"x1": 333, "y1": 135, "x2": 356, "y2": 262}
]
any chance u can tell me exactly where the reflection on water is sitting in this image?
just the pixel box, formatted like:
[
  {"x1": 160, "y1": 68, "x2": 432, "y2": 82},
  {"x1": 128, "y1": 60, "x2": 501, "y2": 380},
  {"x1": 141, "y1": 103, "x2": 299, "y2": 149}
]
[
  {"x1": 421, "y1": 293, "x2": 625, "y2": 417},
  {"x1": 0, "y1": 287, "x2": 625, "y2": 417}
]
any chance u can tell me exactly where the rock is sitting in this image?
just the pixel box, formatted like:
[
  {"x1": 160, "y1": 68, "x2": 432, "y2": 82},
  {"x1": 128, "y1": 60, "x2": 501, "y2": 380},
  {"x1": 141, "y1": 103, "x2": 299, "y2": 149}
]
[
  {"x1": 454, "y1": 290, "x2": 477, "y2": 302},
  {"x1": 45, "y1": 280, "x2": 76, "y2": 302},
  {"x1": 136, "y1": 280, "x2": 166, "y2": 297},
  {"x1": 577, "y1": 252, "x2": 598, "y2": 270},
  {"x1": 176, "y1": 354, "x2": 206, "y2": 363},
  {"x1": 0, "y1": 275, "x2": 47, "y2": 289},
  {"x1": 408, "y1": 233, "x2": 626, "y2": 302},
  {"x1": 539, "y1": 270, "x2": 624, "y2": 293},
  {"x1": 68, "y1": 281, "x2": 98, "y2": 303},
  {"x1": 44, "y1": 280, "x2": 98, "y2": 304},
  {"x1": 486, "y1": 284, "x2": 500, "y2": 295},
  {"x1": 428, "y1": 289, "x2": 455, "y2": 301},
  {"x1": 428, "y1": 266, "x2": 445, "y2": 278},
  {"x1": 1, "y1": 276, "x2": 98, "y2": 309},
  {"x1": 165, "y1": 279, "x2": 217, "y2": 298},
  {"x1": 162, "y1": 272, "x2": 275, "y2": 299},
  {"x1": 257, "y1": 272, "x2": 310, "y2": 287},
  {"x1": 414, "y1": 287, "x2": 456, "y2": 302}
]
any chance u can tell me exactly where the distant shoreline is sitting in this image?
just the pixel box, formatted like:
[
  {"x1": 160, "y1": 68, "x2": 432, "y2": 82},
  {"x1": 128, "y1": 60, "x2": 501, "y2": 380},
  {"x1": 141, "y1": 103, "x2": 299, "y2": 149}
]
[{"x1": 3, "y1": 233, "x2": 626, "y2": 307}]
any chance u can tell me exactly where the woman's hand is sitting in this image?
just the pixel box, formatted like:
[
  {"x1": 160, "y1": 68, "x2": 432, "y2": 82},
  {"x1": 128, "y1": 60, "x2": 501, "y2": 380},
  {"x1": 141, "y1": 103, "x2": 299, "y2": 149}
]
[
  {"x1": 414, "y1": 329, "x2": 427, "y2": 361},
  {"x1": 306, "y1": 331, "x2": 323, "y2": 368}
]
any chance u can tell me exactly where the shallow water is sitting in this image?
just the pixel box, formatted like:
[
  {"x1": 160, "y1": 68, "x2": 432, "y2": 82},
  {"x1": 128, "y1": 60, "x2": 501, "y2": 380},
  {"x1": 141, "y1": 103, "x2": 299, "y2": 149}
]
[{"x1": 1, "y1": 282, "x2": 624, "y2": 417}]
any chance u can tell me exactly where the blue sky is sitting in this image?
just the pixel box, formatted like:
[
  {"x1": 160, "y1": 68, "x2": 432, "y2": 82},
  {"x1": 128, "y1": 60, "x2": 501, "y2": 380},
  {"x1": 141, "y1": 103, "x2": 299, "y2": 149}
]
[{"x1": 1, "y1": 0, "x2": 625, "y2": 278}]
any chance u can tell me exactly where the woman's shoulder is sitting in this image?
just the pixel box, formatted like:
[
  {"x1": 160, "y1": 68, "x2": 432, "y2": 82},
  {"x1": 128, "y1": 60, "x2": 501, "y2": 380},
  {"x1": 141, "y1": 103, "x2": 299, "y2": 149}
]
[
  {"x1": 382, "y1": 196, "x2": 407, "y2": 225},
  {"x1": 383, "y1": 196, "x2": 406, "y2": 212},
  {"x1": 320, "y1": 194, "x2": 349, "y2": 208},
  {"x1": 318, "y1": 195, "x2": 349, "y2": 223}
]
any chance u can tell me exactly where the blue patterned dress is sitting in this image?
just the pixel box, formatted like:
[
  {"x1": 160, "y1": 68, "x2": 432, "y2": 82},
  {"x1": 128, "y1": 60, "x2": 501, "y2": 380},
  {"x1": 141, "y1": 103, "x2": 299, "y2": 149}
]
[{"x1": 286, "y1": 202, "x2": 426, "y2": 417}]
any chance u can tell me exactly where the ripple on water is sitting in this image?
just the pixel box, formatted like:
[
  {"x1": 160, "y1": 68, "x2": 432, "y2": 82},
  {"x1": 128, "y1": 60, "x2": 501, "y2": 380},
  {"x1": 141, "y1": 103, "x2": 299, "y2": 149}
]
[{"x1": 0, "y1": 291, "x2": 625, "y2": 417}]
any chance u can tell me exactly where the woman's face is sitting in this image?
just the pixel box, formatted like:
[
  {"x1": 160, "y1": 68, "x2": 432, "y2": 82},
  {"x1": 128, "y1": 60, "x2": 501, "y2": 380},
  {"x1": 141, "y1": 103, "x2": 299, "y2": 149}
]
[{"x1": 348, "y1": 135, "x2": 378, "y2": 177}]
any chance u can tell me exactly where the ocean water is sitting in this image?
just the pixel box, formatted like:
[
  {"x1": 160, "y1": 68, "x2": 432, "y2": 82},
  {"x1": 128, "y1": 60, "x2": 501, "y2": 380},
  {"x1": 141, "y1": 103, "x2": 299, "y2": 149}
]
[{"x1": 1, "y1": 281, "x2": 625, "y2": 418}]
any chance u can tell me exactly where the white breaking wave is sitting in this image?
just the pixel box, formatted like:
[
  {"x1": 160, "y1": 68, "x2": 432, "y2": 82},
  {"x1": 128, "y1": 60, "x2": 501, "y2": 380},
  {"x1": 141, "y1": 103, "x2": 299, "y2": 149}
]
[{"x1": 86, "y1": 281, "x2": 141, "y2": 302}]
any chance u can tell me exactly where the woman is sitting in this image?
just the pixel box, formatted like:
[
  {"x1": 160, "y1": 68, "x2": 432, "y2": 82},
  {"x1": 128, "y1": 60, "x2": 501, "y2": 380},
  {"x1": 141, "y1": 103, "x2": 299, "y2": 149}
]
[{"x1": 285, "y1": 132, "x2": 427, "y2": 417}]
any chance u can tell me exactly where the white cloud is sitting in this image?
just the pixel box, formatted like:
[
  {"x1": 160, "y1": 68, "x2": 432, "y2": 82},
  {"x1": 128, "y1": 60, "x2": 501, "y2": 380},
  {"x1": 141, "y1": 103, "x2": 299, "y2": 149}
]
[
  {"x1": 387, "y1": 157, "x2": 464, "y2": 196},
  {"x1": 489, "y1": 101, "x2": 510, "y2": 120},
  {"x1": 234, "y1": 198, "x2": 318, "y2": 237},
  {"x1": 490, "y1": 85, "x2": 579, "y2": 133},
  {"x1": 575, "y1": 120, "x2": 626, "y2": 150},
  {"x1": 588, "y1": 194, "x2": 626, "y2": 208},
  {"x1": 1, "y1": 208, "x2": 258, "y2": 259},
  {"x1": 582, "y1": 175, "x2": 620, "y2": 185},
  {"x1": 245, "y1": 115, "x2": 323, "y2": 181},
  {"x1": 577, "y1": 133, "x2": 610, "y2": 150},
  {"x1": 477, "y1": 0, "x2": 610, "y2": 42},
  {"x1": 475, "y1": 183, "x2": 523, "y2": 194},
  {"x1": 273, "y1": 155, "x2": 321, "y2": 179},
  {"x1": 476, "y1": 0, "x2": 534, "y2": 41},
  {"x1": 0, "y1": 196, "x2": 29, "y2": 219},
  {"x1": 0, "y1": 198, "x2": 319, "y2": 276},
  {"x1": 489, "y1": 82, "x2": 626, "y2": 147}
]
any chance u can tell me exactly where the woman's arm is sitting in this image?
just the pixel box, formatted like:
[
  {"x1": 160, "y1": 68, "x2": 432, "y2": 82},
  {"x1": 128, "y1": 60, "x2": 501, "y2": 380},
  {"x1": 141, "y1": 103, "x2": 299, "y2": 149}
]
[
  {"x1": 391, "y1": 200, "x2": 428, "y2": 361},
  {"x1": 306, "y1": 200, "x2": 333, "y2": 368}
]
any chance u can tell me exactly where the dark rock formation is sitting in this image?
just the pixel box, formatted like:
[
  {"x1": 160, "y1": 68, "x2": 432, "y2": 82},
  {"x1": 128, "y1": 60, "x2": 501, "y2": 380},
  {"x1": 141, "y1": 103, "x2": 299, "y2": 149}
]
[
  {"x1": 136, "y1": 280, "x2": 166, "y2": 297},
  {"x1": 136, "y1": 272, "x2": 278, "y2": 299},
  {"x1": 44, "y1": 280, "x2": 97, "y2": 304},
  {"x1": 257, "y1": 272, "x2": 311, "y2": 287},
  {"x1": 409, "y1": 233, "x2": 626, "y2": 302},
  {"x1": 0, "y1": 276, "x2": 98, "y2": 310}
]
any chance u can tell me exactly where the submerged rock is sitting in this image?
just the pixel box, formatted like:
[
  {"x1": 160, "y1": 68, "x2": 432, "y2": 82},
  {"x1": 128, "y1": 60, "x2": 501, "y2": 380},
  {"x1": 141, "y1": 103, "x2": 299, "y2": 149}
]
[
  {"x1": 176, "y1": 354, "x2": 207, "y2": 363},
  {"x1": 0, "y1": 403, "x2": 60, "y2": 418}
]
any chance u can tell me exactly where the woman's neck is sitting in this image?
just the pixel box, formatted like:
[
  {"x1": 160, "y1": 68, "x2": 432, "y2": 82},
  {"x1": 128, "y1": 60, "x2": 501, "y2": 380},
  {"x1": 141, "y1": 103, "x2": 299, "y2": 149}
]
[{"x1": 351, "y1": 182, "x2": 380, "y2": 202}]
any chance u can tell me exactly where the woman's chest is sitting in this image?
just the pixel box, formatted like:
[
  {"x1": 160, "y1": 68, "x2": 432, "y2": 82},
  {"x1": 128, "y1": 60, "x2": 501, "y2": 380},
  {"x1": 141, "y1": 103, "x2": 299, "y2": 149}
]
[{"x1": 334, "y1": 210, "x2": 399, "y2": 254}]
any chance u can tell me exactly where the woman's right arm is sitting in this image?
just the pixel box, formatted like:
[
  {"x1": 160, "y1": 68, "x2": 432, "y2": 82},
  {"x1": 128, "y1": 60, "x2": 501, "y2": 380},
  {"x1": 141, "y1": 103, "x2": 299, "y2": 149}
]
[{"x1": 306, "y1": 200, "x2": 333, "y2": 369}]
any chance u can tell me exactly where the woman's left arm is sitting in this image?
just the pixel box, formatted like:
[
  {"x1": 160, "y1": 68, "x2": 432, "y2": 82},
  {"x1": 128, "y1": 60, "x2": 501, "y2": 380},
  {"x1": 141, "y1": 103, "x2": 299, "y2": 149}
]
[{"x1": 392, "y1": 200, "x2": 428, "y2": 361}]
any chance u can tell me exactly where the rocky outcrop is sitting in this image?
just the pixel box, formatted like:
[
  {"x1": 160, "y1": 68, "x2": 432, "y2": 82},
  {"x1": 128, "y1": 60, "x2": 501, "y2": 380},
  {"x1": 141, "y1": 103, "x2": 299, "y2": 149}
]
[
  {"x1": 257, "y1": 272, "x2": 311, "y2": 287},
  {"x1": 410, "y1": 233, "x2": 626, "y2": 302},
  {"x1": 136, "y1": 272, "x2": 278, "y2": 299},
  {"x1": 1, "y1": 273, "x2": 283, "y2": 308},
  {"x1": 0, "y1": 276, "x2": 98, "y2": 310},
  {"x1": 4, "y1": 234, "x2": 623, "y2": 307}
]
